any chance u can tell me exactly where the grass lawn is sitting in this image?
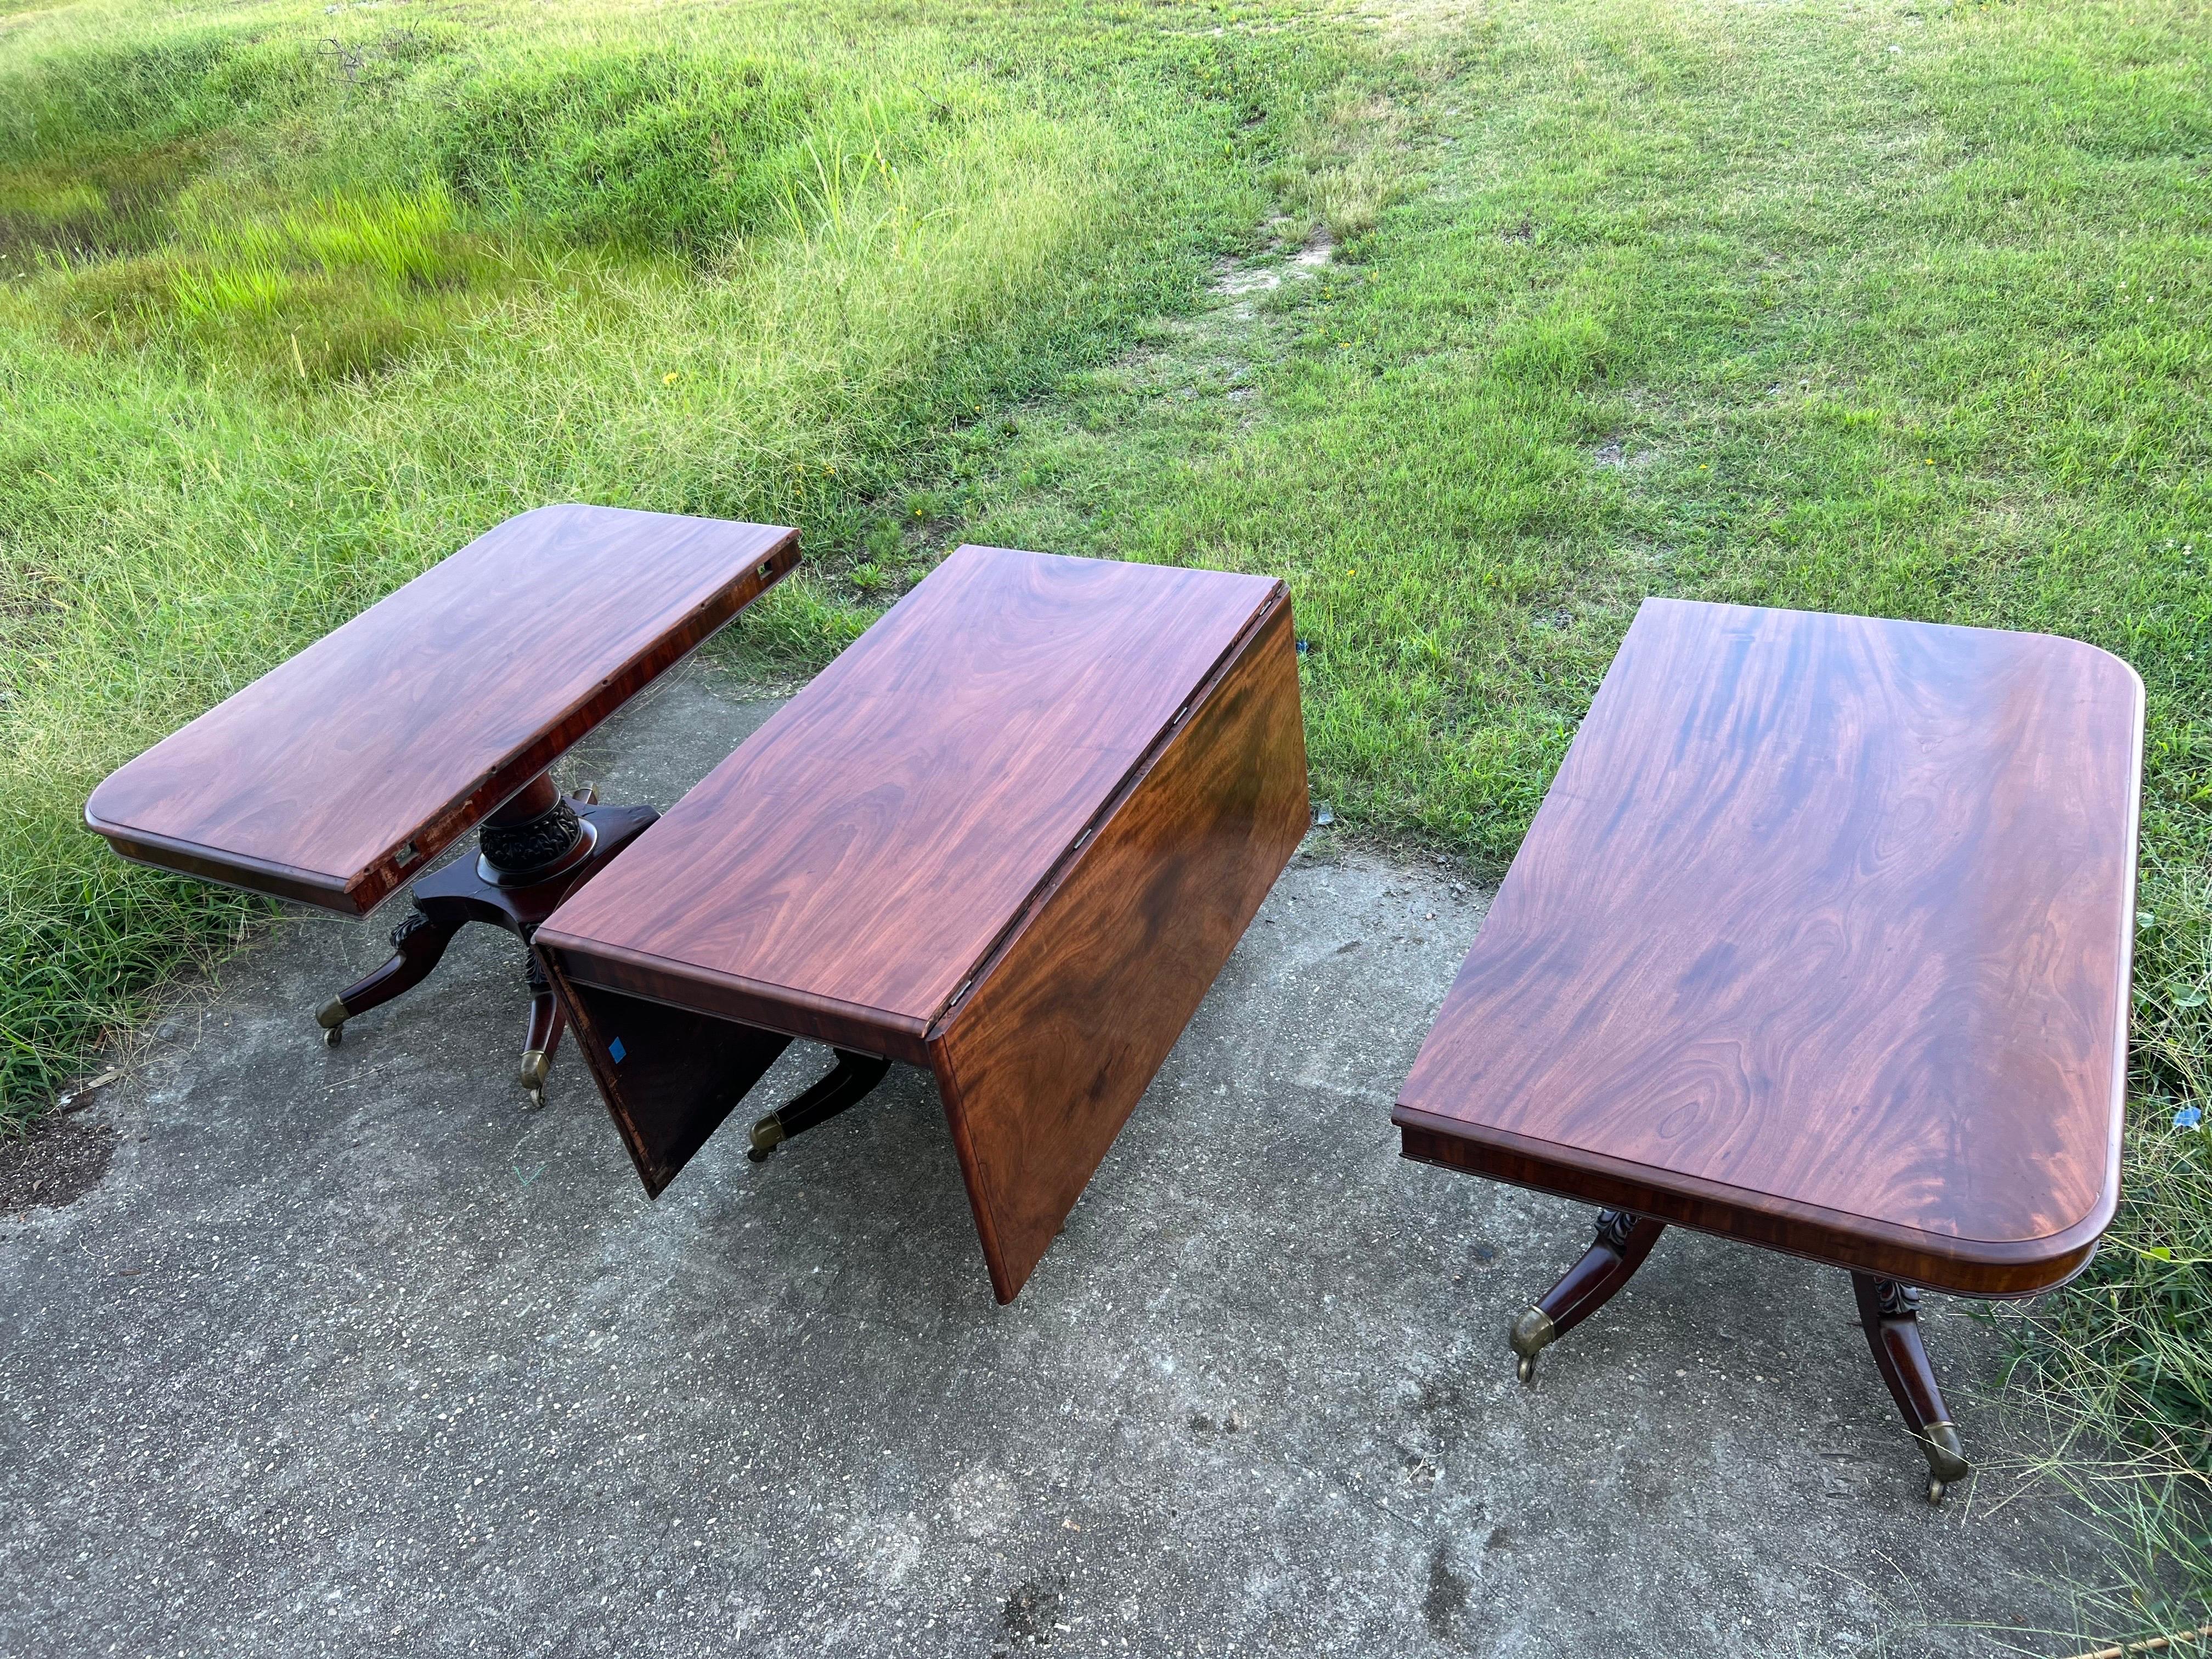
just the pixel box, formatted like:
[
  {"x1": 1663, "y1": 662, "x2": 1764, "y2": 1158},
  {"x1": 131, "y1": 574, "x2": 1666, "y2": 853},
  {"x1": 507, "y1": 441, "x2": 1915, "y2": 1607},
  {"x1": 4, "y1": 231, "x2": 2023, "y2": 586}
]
[
  {"x1": 1, "y1": 0, "x2": 1391, "y2": 1117},
  {"x1": 3, "y1": 0, "x2": 2208, "y2": 1638}
]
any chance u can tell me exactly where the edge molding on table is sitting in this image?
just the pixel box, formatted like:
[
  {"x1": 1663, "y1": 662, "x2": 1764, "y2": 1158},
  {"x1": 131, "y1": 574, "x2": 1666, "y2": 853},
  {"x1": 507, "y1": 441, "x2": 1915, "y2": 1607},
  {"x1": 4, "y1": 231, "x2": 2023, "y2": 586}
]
[{"x1": 84, "y1": 504, "x2": 800, "y2": 1104}]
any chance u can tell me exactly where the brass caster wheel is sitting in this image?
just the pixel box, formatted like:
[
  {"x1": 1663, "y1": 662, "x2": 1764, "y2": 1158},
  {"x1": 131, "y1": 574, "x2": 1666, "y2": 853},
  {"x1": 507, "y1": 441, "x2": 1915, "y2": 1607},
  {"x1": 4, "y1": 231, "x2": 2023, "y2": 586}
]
[
  {"x1": 1509, "y1": 1306, "x2": 1556, "y2": 1387},
  {"x1": 747, "y1": 1111, "x2": 786, "y2": 1164},
  {"x1": 1918, "y1": 1421, "x2": 1970, "y2": 1505},
  {"x1": 323, "y1": 1023, "x2": 343, "y2": 1048},
  {"x1": 517, "y1": 1049, "x2": 551, "y2": 1110},
  {"x1": 524, "y1": 1087, "x2": 545, "y2": 1111}
]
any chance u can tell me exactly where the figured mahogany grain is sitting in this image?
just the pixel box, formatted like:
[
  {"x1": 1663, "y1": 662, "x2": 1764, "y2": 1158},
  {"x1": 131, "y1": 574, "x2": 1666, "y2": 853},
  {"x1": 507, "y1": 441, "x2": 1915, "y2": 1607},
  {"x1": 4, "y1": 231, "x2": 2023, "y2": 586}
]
[
  {"x1": 1394, "y1": 597, "x2": 2143, "y2": 1296},
  {"x1": 538, "y1": 545, "x2": 1285, "y2": 1025},
  {"x1": 932, "y1": 598, "x2": 1308, "y2": 1300},
  {"x1": 84, "y1": 505, "x2": 798, "y2": 916},
  {"x1": 537, "y1": 546, "x2": 1307, "y2": 1301}
]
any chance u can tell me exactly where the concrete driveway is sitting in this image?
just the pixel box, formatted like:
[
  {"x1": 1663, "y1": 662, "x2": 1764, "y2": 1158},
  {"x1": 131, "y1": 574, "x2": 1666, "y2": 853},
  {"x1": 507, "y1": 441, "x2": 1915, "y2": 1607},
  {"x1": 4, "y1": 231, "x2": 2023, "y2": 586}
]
[{"x1": 1, "y1": 662, "x2": 2101, "y2": 1657}]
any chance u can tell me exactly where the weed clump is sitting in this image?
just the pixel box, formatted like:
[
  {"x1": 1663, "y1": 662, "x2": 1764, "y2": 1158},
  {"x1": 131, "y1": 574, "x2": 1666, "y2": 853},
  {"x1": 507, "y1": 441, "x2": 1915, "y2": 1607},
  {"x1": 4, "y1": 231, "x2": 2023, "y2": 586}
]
[{"x1": 417, "y1": 50, "x2": 932, "y2": 257}]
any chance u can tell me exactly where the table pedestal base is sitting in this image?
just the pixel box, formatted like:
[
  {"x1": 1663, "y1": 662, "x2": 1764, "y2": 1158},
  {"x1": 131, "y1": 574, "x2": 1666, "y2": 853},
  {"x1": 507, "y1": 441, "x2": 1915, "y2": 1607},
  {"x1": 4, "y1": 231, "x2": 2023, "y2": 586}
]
[
  {"x1": 315, "y1": 776, "x2": 656, "y2": 1107},
  {"x1": 1508, "y1": 1209, "x2": 1974, "y2": 1503}
]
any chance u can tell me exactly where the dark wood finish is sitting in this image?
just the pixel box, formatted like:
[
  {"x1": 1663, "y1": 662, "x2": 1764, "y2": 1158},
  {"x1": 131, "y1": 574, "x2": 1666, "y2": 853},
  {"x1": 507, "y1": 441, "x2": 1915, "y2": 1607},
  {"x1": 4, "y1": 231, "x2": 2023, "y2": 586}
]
[
  {"x1": 550, "y1": 974, "x2": 793, "y2": 1187},
  {"x1": 1853, "y1": 1274, "x2": 1973, "y2": 1501},
  {"x1": 1396, "y1": 596, "x2": 2144, "y2": 1297},
  {"x1": 746, "y1": 1051, "x2": 894, "y2": 1163},
  {"x1": 928, "y1": 598, "x2": 1310, "y2": 1300},
  {"x1": 486, "y1": 771, "x2": 564, "y2": 832},
  {"x1": 85, "y1": 505, "x2": 798, "y2": 916},
  {"x1": 1508, "y1": 1209, "x2": 1666, "y2": 1383},
  {"x1": 327, "y1": 906, "x2": 461, "y2": 1025},
  {"x1": 324, "y1": 792, "x2": 658, "y2": 1103},
  {"x1": 536, "y1": 545, "x2": 1310, "y2": 1301}
]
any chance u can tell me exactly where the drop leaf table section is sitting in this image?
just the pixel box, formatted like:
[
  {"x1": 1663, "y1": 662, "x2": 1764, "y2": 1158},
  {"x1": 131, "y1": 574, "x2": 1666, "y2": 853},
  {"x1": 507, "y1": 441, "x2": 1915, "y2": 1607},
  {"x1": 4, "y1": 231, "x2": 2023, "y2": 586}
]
[{"x1": 537, "y1": 544, "x2": 1311, "y2": 1302}]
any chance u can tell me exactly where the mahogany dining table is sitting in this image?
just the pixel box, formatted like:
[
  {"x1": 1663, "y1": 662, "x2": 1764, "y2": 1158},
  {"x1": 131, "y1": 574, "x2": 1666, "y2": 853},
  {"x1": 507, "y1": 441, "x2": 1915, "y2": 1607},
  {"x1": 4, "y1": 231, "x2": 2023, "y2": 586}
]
[
  {"x1": 1395, "y1": 596, "x2": 2143, "y2": 1500},
  {"x1": 535, "y1": 544, "x2": 1312, "y2": 1302},
  {"x1": 86, "y1": 504, "x2": 798, "y2": 1104}
]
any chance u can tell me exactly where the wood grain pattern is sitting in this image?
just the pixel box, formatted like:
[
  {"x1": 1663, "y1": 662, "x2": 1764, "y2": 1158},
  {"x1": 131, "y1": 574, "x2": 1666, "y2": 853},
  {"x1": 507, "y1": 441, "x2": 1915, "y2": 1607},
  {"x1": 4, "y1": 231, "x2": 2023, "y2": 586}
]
[
  {"x1": 1395, "y1": 597, "x2": 2144, "y2": 1297},
  {"x1": 930, "y1": 596, "x2": 1308, "y2": 1301},
  {"x1": 536, "y1": 546, "x2": 1308, "y2": 1300},
  {"x1": 84, "y1": 505, "x2": 798, "y2": 916},
  {"x1": 538, "y1": 544, "x2": 1284, "y2": 1024}
]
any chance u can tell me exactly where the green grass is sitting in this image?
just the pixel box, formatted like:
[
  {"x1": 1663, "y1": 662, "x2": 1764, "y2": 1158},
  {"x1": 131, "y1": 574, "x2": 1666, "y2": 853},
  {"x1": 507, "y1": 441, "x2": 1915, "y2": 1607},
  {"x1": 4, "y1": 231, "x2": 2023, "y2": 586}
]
[
  {"x1": 4, "y1": 0, "x2": 2209, "y2": 1640},
  {"x1": 0, "y1": 0, "x2": 1386, "y2": 1121},
  {"x1": 946, "y1": 0, "x2": 2208, "y2": 1633}
]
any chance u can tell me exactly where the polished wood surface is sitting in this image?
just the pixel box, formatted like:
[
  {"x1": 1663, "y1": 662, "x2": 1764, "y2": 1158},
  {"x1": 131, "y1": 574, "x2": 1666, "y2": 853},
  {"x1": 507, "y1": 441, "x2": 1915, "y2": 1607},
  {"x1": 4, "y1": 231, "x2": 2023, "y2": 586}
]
[
  {"x1": 1395, "y1": 597, "x2": 2144, "y2": 1296},
  {"x1": 537, "y1": 545, "x2": 1308, "y2": 1301},
  {"x1": 540, "y1": 544, "x2": 1285, "y2": 1026},
  {"x1": 85, "y1": 505, "x2": 798, "y2": 916},
  {"x1": 932, "y1": 598, "x2": 1310, "y2": 1300}
]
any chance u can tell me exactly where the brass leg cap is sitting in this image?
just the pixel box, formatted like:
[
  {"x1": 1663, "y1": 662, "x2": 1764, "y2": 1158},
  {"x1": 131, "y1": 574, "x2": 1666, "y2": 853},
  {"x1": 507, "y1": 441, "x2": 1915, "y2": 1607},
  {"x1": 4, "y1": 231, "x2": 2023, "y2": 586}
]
[
  {"x1": 1510, "y1": 1306, "x2": 1558, "y2": 1385},
  {"x1": 316, "y1": 998, "x2": 349, "y2": 1034},
  {"x1": 747, "y1": 1113, "x2": 786, "y2": 1163},
  {"x1": 518, "y1": 1050, "x2": 550, "y2": 1106},
  {"x1": 1919, "y1": 1421, "x2": 1970, "y2": 1503}
]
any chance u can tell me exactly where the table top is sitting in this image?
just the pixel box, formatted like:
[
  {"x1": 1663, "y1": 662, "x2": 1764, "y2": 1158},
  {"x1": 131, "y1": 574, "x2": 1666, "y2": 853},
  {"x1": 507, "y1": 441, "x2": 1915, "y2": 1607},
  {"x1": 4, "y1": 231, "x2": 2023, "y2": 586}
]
[
  {"x1": 1394, "y1": 597, "x2": 2144, "y2": 1296},
  {"x1": 86, "y1": 505, "x2": 796, "y2": 916},
  {"x1": 537, "y1": 544, "x2": 1286, "y2": 1045}
]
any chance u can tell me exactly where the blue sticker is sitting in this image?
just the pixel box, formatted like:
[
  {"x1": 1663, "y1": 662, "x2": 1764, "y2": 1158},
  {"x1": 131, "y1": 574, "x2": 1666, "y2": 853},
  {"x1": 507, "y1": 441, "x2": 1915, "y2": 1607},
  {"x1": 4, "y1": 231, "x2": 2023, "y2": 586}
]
[{"x1": 608, "y1": 1038, "x2": 627, "y2": 1064}]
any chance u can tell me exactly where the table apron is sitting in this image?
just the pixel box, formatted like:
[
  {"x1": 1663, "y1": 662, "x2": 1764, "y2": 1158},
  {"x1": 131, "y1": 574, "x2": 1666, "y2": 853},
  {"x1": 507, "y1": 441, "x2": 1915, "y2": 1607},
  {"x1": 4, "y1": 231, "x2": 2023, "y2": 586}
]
[{"x1": 1395, "y1": 1118, "x2": 2105, "y2": 1299}]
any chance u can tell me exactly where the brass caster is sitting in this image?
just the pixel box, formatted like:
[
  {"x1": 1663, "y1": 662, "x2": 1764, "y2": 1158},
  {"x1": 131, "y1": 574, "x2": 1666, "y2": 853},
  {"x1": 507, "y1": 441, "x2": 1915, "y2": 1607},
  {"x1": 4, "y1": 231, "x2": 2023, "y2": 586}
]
[
  {"x1": 1509, "y1": 1306, "x2": 1556, "y2": 1386},
  {"x1": 524, "y1": 1087, "x2": 544, "y2": 1111},
  {"x1": 518, "y1": 1049, "x2": 550, "y2": 1109},
  {"x1": 316, "y1": 999, "x2": 348, "y2": 1045},
  {"x1": 1918, "y1": 1421, "x2": 1970, "y2": 1504},
  {"x1": 747, "y1": 1111, "x2": 787, "y2": 1164},
  {"x1": 323, "y1": 1023, "x2": 343, "y2": 1047}
]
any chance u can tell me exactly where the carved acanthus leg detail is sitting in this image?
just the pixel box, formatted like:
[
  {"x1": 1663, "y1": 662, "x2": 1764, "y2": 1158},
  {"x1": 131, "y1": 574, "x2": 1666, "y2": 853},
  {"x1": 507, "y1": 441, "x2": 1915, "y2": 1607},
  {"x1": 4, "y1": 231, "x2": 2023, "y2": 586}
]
[
  {"x1": 1510, "y1": 1208, "x2": 1667, "y2": 1383},
  {"x1": 318, "y1": 905, "x2": 461, "y2": 1044}
]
